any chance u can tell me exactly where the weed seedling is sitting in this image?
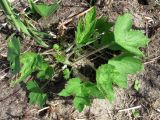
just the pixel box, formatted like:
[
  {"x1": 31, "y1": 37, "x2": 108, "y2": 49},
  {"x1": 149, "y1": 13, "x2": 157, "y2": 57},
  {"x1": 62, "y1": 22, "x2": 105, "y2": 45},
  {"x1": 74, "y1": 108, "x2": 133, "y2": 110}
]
[{"x1": 1, "y1": 2, "x2": 149, "y2": 111}]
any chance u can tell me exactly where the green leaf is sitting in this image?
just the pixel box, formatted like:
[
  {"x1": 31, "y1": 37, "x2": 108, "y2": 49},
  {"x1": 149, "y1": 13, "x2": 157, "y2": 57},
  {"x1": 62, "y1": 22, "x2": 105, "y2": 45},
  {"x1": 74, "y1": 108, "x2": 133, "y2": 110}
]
[
  {"x1": 7, "y1": 35, "x2": 20, "y2": 74},
  {"x1": 85, "y1": 7, "x2": 96, "y2": 32},
  {"x1": 54, "y1": 53, "x2": 66, "y2": 63},
  {"x1": 132, "y1": 110, "x2": 140, "y2": 118},
  {"x1": 96, "y1": 16, "x2": 113, "y2": 33},
  {"x1": 108, "y1": 54, "x2": 144, "y2": 88},
  {"x1": 12, "y1": 52, "x2": 53, "y2": 85},
  {"x1": 12, "y1": 52, "x2": 38, "y2": 85},
  {"x1": 59, "y1": 78, "x2": 82, "y2": 97},
  {"x1": 63, "y1": 68, "x2": 71, "y2": 80},
  {"x1": 59, "y1": 78, "x2": 102, "y2": 112},
  {"x1": 96, "y1": 53, "x2": 144, "y2": 96},
  {"x1": 96, "y1": 64, "x2": 115, "y2": 101},
  {"x1": 26, "y1": 80, "x2": 47, "y2": 107},
  {"x1": 29, "y1": 0, "x2": 59, "y2": 17},
  {"x1": 106, "y1": 36, "x2": 124, "y2": 51},
  {"x1": 15, "y1": 18, "x2": 30, "y2": 35},
  {"x1": 53, "y1": 44, "x2": 61, "y2": 51},
  {"x1": 36, "y1": 55, "x2": 54, "y2": 80},
  {"x1": 113, "y1": 72, "x2": 128, "y2": 88},
  {"x1": 75, "y1": 7, "x2": 96, "y2": 45},
  {"x1": 84, "y1": 82, "x2": 104, "y2": 98},
  {"x1": 94, "y1": 16, "x2": 122, "y2": 50},
  {"x1": 73, "y1": 96, "x2": 90, "y2": 112},
  {"x1": 36, "y1": 66, "x2": 53, "y2": 80},
  {"x1": 134, "y1": 80, "x2": 141, "y2": 91},
  {"x1": 0, "y1": 0, "x2": 11, "y2": 12},
  {"x1": 108, "y1": 54, "x2": 143, "y2": 74},
  {"x1": 114, "y1": 13, "x2": 149, "y2": 56},
  {"x1": 96, "y1": 31, "x2": 122, "y2": 50}
]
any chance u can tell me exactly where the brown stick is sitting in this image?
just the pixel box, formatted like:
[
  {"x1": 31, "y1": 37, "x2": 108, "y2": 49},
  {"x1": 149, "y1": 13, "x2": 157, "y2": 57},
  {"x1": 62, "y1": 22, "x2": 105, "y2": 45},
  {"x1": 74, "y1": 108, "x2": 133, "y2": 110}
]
[
  {"x1": 144, "y1": 56, "x2": 160, "y2": 65},
  {"x1": 58, "y1": 7, "x2": 93, "y2": 28}
]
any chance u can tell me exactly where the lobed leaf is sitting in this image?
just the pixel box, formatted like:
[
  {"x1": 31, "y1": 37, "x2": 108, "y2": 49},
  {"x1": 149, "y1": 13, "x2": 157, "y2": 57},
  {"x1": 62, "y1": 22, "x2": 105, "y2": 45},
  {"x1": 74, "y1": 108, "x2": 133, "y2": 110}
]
[
  {"x1": 12, "y1": 52, "x2": 38, "y2": 85},
  {"x1": 12, "y1": 52, "x2": 53, "y2": 85},
  {"x1": 73, "y1": 96, "x2": 91, "y2": 112},
  {"x1": 96, "y1": 64, "x2": 115, "y2": 101},
  {"x1": 75, "y1": 7, "x2": 96, "y2": 45},
  {"x1": 96, "y1": 53, "x2": 144, "y2": 101},
  {"x1": 59, "y1": 78, "x2": 102, "y2": 112},
  {"x1": 26, "y1": 80, "x2": 47, "y2": 107},
  {"x1": 59, "y1": 78, "x2": 82, "y2": 97},
  {"x1": 7, "y1": 35, "x2": 20, "y2": 74},
  {"x1": 114, "y1": 13, "x2": 149, "y2": 56},
  {"x1": 108, "y1": 54, "x2": 143, "y2": 74}
]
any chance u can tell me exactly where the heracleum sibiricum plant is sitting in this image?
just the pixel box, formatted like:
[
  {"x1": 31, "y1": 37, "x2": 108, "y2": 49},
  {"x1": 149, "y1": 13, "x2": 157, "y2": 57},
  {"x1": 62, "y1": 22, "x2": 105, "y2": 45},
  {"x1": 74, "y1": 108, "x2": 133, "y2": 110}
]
[
  {"x1": 1, "y1": 1, "x2": 149, "y2": 112},
  {"x1": 58, "y1": 7, "x2": 149, "y2": 111}
]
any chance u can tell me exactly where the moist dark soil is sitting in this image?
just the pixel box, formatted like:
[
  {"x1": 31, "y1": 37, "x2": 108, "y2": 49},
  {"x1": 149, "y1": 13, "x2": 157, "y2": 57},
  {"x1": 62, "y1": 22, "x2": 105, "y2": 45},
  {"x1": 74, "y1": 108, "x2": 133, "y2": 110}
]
[{"x1": 0, "y1": 0, "x2": 160, "y2": 120}]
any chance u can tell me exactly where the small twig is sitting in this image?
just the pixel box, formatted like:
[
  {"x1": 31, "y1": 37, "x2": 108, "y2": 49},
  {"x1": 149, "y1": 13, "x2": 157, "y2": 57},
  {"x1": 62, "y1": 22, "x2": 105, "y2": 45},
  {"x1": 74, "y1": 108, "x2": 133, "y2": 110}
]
[
  {"x1": 118, "y1": 105, "x2": 141, "y2": 112},
  {"x1": 37, "y1": 106, "x2": 50, "y2": 114},
  {"x1": 58, "y1": 7, "x2": 93, "y2": 28},
  {"x1": 41, "y1": 49, "x2": 55, "y2": 55},
  {"x1": 0, "y1": 73, "x2": 7, "y2": 81},
  {"x1": 144, "y1": 56, "x2": 160, "y2": 65}
]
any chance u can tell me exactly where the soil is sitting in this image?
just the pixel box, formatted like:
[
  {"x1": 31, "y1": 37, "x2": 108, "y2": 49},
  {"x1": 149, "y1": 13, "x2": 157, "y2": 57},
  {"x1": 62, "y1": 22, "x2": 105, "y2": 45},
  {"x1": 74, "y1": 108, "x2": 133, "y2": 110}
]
[{"x1": 0, "y1": 0, "x2": 160, "y2": 120}]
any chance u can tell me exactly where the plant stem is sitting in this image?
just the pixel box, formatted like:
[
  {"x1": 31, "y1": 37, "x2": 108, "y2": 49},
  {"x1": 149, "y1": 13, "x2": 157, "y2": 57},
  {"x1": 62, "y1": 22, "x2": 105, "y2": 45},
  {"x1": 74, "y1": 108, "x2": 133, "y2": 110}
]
[
  {"x1": 41, "y1": 80, "x2": 50, "y2": 90},
  {"x1": 1, "y1": 0, "x2": 12, "y2": 15},
  {"x1": 74, "y1": 42, "x2": 114, "y2": 62},
  {"x1": 1, "y1": 0, "x2": 20, "y2": 31}
]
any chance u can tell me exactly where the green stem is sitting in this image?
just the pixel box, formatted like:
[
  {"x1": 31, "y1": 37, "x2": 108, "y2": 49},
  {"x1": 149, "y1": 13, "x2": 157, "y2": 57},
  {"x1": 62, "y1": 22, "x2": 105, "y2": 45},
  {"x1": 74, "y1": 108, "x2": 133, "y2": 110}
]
[
  {"x1": 41, "y1": 80, "x2": 50, "y2": 90},
  {"x1": 74, "y1": 42, "x2": 114, "y2": 62},
  {"x1": 1, "y1": 0, "x2": 20, "y2": 31},
  {"x1": 1, "y1": 0, "x2": 12, "y2": 15}
]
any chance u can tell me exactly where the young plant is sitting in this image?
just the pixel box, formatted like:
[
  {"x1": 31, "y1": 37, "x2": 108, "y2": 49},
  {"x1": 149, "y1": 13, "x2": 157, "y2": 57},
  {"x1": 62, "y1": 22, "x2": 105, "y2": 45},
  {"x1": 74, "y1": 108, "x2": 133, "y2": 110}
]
[
  {"x1": 59, "y1": 7, "x2": 149, "y2": 111},
  {"x1": 7, "y1": 35, "x2": 54, "y2": 106},
  {"x1": 3, "y1": 0, "x2": 56, "y2": 107},
  {"x1": 4, "y1": 3, "x2": 149, "y2": 111}
]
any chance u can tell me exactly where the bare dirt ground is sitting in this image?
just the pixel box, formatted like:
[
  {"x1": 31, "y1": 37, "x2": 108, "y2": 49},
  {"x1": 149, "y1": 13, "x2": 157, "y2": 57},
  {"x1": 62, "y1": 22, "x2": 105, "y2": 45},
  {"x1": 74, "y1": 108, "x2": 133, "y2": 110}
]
[{"x1": 0, "y1": 0, "x2": 160, "y2": 120}]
